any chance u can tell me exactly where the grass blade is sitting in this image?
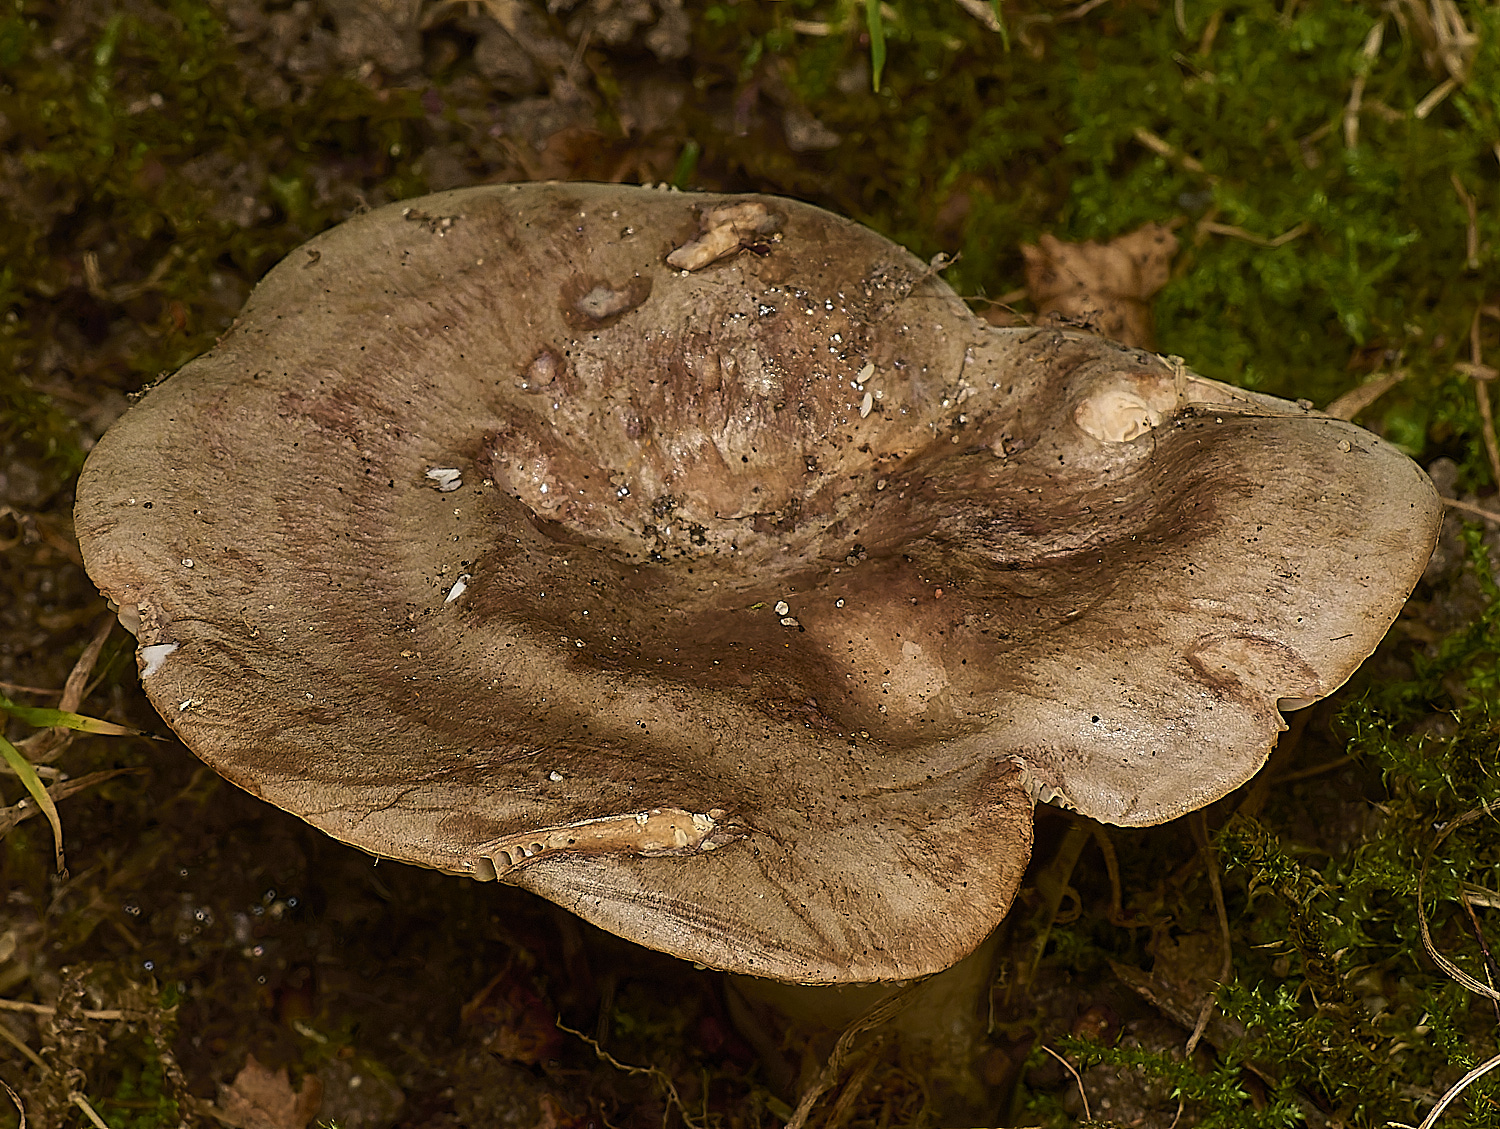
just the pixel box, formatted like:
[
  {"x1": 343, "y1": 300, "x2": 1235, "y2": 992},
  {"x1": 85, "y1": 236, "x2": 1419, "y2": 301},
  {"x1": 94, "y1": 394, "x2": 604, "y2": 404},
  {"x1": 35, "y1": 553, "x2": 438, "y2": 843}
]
[
  {"x1": 0, "y1": 733, "x2": 65, "y2": 875},
  {"x1": 989, "y1": 0, "x2": 1011, "y2": 51},
  {"x1": 0, "y1": 692, "x2": 141, "y2": 736},
  {"x1": 865, "y1": 0, "x2": 886, "y2": 92}
]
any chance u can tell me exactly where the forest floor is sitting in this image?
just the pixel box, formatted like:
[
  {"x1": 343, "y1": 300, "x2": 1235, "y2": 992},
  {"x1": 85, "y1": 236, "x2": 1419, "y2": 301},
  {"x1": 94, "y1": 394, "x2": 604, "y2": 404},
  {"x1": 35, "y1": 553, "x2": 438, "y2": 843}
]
[{"x1": 3, "y1": 1, "x2": 1500, "y2": 1128}]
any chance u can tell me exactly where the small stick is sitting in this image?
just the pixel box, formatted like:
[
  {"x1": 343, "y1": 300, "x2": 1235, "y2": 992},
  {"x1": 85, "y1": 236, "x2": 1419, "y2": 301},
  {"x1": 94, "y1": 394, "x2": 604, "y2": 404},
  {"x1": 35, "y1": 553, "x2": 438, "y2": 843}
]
[
  {"x1": 1272, "y1": 754, "x2": 1354, "y2": 785},
  {"x1": 1324, "y1": 370, "x2": 1406, "y2": 421},
  {"x1": 822, "y1": 1042, "x2": 883, "y2": 1129},
  {"x1": 61, "y1": 616, "x2": 115, "y2": 715},
  {"x1": 1458, "y1": 891, "x2": 1500, "y2": 1026},
  {"x1": 69, "y1": 1094, "x2": 112, "y2": 1129},
  {"x1": 1040, "y1": 1044, "x2": 1091, "y2": 1121},
  {"x1": 1197, "y1": 220, "x2": 1310, "y2": 248},
  {"x1": 1186, "y1": 811, "x2": 1233, "y2": 1056},
  {"x1": 1452, "y1": 174, "x2": 1480, "y2": 270},
  {"x1": 0, "y1": 999, "x2": 125, "y2": 1021},
  {"x1": 1469, "y1": 307, "x2": 1500, "y2": 488},
  {"x1": 557, "y1": 1020, "x2": 701, "y2": 1129},
  {"x1": 1414, "y1": 77, "x2": 1458, "y2": 119},
  {"x1": 1444, "y1": 496, "x2": 1500, "y2": 523},
  {"x1": 1413, "y1": 1051, "x2": 1500, "y2": 1129},
  {"x1": 1343, "y1": 20, "x2": 1385, "y2": 149},
  {"x1": 785, "y1": 982, "x2": 920, "y2": 1129},
  {"x1": 1133, "y1": 127, "x2": 1213, "y2": 178},
  {"x1": 1, "y1": 1079, "x2": 25, "y2": 1129},
  {"x1": 0, "y1": 1022, "x2": 48, "y2": 1073}
]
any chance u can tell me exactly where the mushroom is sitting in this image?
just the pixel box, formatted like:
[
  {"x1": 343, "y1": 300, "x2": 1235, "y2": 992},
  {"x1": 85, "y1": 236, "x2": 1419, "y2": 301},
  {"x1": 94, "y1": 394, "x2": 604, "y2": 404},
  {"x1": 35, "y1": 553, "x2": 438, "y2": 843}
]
[{"x1": 74, "y1": 182, "x2": 1442, "y2": 986}]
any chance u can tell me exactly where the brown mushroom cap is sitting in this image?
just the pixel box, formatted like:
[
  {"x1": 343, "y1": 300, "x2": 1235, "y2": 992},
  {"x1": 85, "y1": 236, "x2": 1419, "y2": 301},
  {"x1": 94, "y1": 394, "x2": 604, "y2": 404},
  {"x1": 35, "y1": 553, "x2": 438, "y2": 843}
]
[{"x1": 74, "y1": 183, "x2": 1442, "y2": 984}]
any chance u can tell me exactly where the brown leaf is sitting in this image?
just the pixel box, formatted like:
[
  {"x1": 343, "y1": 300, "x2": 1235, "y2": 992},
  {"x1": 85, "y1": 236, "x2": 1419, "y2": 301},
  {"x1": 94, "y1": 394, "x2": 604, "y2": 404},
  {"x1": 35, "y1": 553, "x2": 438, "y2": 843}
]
[
  {"x1": 1021, "y1": 223, "x2": 1179, "y2": 349},
  {"x1": 462, "y1": 969, "x2": 563, "y2": 1066},
  {"x1": 211, "y1": 1054, "x2": 323, "y2": 1129}
]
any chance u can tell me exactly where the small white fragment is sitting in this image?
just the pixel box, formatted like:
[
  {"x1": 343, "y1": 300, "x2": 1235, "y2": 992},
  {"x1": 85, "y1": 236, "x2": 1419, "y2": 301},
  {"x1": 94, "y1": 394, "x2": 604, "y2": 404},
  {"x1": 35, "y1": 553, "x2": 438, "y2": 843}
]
[
  {"x1": 426, "y1": 467, "x2": 463, "y2": 492},
  {"x1": 140, "y1": 642, "x2": 179, "y2": 677},
  {"x1": 855, "y1": 362, "x2": 875, "y2": 384},
  {"x1": 181, "y1": 558, "x2": 194, "y2": 569},
  {"x1": 1337, "y1": 439, "x2": 1352, "y2": 452},
  {"x1": 835, "y1": 599, "x2": 845, "y2": 608},
  {"x1": 549, "y1": 771, "x2": 564, "y2": 782},
  {"x1": 773, "y1": 600, "x2": 790, "y2": 615},
  {"x1": 780, "y1": 616, "x2": 800, "y2": 627},
  {"x1": 178, "y1": 698, "x2": 202, "y2": 712},
  {"x1": 860, "y1": 392, "x2": 874, "y2": 418},
  {"x1": 445, "y1": 574, "x2": 471, "y2": 604}
]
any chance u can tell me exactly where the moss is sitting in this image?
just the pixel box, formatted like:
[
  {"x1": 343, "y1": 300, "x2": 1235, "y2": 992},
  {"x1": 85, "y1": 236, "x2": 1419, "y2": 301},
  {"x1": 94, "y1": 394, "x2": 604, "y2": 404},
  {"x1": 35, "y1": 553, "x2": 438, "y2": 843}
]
[
  {"x1": 0, "y1": 0, "x2": 427, "y2": 409},
  {"x1": 687, "y1": 0, "x2": 1498, "y2": 479},
  {"x1": 5, "y1": 0, "x2": 1500, "y2": 1126}
]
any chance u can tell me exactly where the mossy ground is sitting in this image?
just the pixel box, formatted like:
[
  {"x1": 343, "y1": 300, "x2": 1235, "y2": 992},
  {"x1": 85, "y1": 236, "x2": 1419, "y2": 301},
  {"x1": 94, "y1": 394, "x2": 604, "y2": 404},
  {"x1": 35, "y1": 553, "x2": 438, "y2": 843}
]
[{"x1": 1, "y1": 0, "x2": 1499, "y2": 1126}]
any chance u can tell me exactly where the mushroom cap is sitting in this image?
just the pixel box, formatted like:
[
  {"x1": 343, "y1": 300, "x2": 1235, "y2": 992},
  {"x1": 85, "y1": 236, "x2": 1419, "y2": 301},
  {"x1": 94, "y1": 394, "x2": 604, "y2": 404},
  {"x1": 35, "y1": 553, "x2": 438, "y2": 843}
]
[{"x1": 75, "y1": 183, "x2": 1442, "y2": 984}]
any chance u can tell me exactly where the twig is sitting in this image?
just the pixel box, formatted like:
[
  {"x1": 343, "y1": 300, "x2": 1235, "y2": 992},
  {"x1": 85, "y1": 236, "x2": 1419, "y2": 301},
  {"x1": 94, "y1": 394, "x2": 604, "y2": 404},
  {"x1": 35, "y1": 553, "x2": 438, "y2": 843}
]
[
  {"x1": 1469, "y1": 307, "x2": 1500, "y2": 488},
  {"x1": 1414, "y1": 76, "x2": 1458, "y2": 118},
  {"x1": 1271, "y1": 754, "x2": 1354, "y2": 785},
  {"x1": 1133, "y1": 127, "x2": 1214, "y2": 178},
  {"x1": 1444, "y1": 497, "x2": 1500, "y2": 523},
  {"x1": 1058, "y1": 0, "x2": 1111, "y2": 21},
  {"x1": 1458, "y1": 890, "x2": 1500, "y2": 1025},
  {"x1": 0, "y1": 999, "x2": 125, "y2": 1021},
  {"x1": 1197, "y1": 219, "x2": 1310, "y2": 248},
  {"x1": 70, "y1": 1093, "x2": 112, "y2": 1129},
  {"x1": 557, "y1": 1019, "x2": 701, "y2": 1129},
  {"x1": 0, "y1": 683, "x2": 62, "y2": 697},
  {"x1": 1324, "y1": 370, "x2": 1406, "y2": 420},
  {"x1": 1412, "y1": 1051, "x2": 1500, "y2": 1129},
  {"x1": 822, "y1": 1042, "x2": 883, "y2": 1129},
  {"x1": 1091, "y1": 823, "x2": 1147, "y2": 927},
  {"x1": 0, "y1": 1022, "x2": 48, "y2": 1073},
  {"x1": 954, "y1": 0, "x2": 1002, "y2": 32},
  {"x1": 1040, "y1": 1044, "x2": 1091, "y2": 1121},
  {"x1": 2, "y1": 1079, "x2": 25, "y2": 1129},
  {"x1": 1343, "y1": 20, "x2": 1386, "y2": 149},
  {"x1": 0, "y1": 769, "x2": 141, "y2": 839},
  {"x1": 61, "y1": 616, "x2": 115, "y2": 716},
  {"x1": 1186, "y1": 811, "x2": 1232, "y2": 1057},
  {"x1": 1417, "y1": 810, "x2": 1500, "y2": 1002},
  {"x1": 1452, "y1": 174, "x2": 1480, "y2": 270},
  {"x1": 785, "y1": 982, "x2": 921, "y2": 1129}
]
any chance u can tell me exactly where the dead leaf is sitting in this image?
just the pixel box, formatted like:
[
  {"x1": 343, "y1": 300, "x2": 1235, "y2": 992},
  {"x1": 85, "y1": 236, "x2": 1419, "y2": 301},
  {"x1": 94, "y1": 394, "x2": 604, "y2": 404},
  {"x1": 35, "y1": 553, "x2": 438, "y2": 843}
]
[
  {"x1": 210, "y1": 1054, "x2": 323, "y2": 1129},
  {"x1": 461, "y1": 969, "x2": 563, "y2": 1065},
  {"x1": 1021, "y1": 223, "x2": 1179, "y2": 349}
]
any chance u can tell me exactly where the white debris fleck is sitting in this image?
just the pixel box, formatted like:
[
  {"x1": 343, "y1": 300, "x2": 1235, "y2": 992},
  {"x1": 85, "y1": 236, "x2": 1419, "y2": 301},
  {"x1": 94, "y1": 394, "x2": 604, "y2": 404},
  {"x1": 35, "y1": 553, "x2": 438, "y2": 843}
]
[
  {"x1": 181, "y1": 558, "x2": 194, "y2": 569},
  {"x1": 773, "y1": 600, "x2": 790, "y2": 615},
  {"x1": 549, "y1": 770, "x2": 564, "y2": 782},
  {"x1": 835, "y1": 599, "x2": 845, "y2": 608},
  {"x1": 178, "y1": 698, "x2": 202, "y2": 712},
  {"x1": 1337, "y1": 439, "x2": 1352, "y2": 452},
  {"x1": 860, "y1": 392, "x2": 874, "y2": 418},
  {"x1": 780, "y1": 616, "x2": 800, "y2": 627},
  {"x1": 140, "y1": 642, "x2": 179, "y2": 677},
  {"x1": 445, "y1": 574, "x2": 471, "y2": 604},
  {"x1": 426, "y1": 467, "x2": 463, "y2": 492},
  {"x1": 856, "y1": 362, "x2": 874, "y2": 384}
]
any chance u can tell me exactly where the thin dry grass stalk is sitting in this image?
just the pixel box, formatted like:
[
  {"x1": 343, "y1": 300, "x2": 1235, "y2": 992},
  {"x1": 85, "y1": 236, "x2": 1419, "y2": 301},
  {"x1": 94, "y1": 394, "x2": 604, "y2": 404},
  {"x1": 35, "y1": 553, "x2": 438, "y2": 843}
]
[{"x1": 1324, "y1": 370, "x2": 1406, "y2": 420}]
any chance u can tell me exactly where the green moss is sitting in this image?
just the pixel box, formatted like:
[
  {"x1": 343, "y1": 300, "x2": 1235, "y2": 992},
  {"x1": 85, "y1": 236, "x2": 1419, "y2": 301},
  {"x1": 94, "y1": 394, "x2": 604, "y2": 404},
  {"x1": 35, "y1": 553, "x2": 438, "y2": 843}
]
[
  {"x1": 0, "y1": 0, "x2": 427, "y2": 412},
  {"x1": 689, "y1": 0, "x2": 1498, "y2": 482}
]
